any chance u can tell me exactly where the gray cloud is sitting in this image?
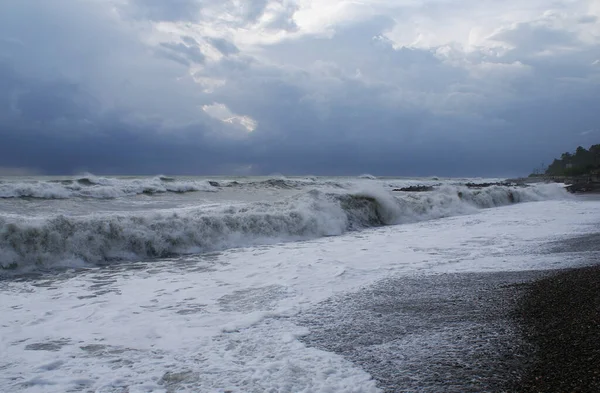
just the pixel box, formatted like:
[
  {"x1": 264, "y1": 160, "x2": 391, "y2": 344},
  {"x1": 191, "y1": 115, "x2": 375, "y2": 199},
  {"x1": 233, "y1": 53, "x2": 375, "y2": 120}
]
[
  {"x1": 206, "y1": 37, "x2": 240, "y2": 56},
  {"x1": 0, "y1": 0, "x2": 598, "y2": 176},
  {"x1": 262, "y1": 1, "x2": 299, "y2": 32},
  {"x1": 125, "y1": 0, "x2": 202, "y2": 22},
  {"x1": 490, "y1": 23, "x2": 578, "y2": 53},
  {"x1": 240, "y1": 0, "x2": 270, "y2": 23},
  {"x1": 159, "y1": 41, "x2": 206, "y2": 65},
  {"x1": 578, "y1": 15, "x2": 597, "y2": 24},
  {"x1": 182, "y1": 36, "x2": 200, "y2": 46},
  {"x1": 124, "y1": 0, "x2": 296, "y2": 29}
]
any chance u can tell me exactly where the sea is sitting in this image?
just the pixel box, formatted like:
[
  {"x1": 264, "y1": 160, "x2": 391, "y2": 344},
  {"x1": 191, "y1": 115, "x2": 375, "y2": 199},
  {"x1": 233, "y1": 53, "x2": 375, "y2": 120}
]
[{"x1": 1, "y1": 175, "x2": 599, "y2": 392}]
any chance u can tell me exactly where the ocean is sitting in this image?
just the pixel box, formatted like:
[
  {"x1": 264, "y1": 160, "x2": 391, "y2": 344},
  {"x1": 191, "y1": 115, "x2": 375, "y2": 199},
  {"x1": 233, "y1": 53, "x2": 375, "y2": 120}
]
[{"x1": 1, "y1": 175, "x2": 598, "y2": 392}]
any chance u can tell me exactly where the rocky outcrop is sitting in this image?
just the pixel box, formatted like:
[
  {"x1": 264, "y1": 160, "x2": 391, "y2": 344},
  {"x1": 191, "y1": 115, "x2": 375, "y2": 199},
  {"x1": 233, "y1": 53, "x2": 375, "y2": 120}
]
[
  {"x1": 465, "y1": 182, "x2": 526, "y2": 188},
  {"x1": 565, "y1": 181, "x2": 600, "y2": 193},
  {"x1": 392, "y1": 185, "x2": 435, "y2": 192}
]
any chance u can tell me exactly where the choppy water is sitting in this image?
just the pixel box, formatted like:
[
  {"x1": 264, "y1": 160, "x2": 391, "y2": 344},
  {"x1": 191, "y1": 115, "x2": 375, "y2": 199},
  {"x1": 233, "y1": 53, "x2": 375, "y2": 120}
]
[
  {"x1": 0, "y1": 175, "x2": 565, "y2": 271},
  {"x1": 2, "y1": 175, "x2": 598, "y2": 392}
]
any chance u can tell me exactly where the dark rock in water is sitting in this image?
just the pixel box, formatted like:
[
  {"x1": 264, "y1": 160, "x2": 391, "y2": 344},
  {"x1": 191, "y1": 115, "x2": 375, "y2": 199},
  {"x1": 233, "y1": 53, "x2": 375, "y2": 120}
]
[
  {"x1": 465, "y1": 182, "x2": 525, "y2": 188},
  {"x1": 208, "y1": 181, "x2": 220, "y2": 187},
  {"x1": 506, "y1": 177, "x2": 566, "y2": 185},
  {"x1": 508, "y1": 191, "x2": 515, "y2": 203},
  {"x1": 565, "y1": 181, "x2": 600, "y2": 193},
  {"x1": 260, "y1": 179, "x2": 296, "y2": 189},
  {"x1": 393, "y1": 185, "x2": 435, "y2": 192},
  {"x1": 394, "y1": 182, "x2": 527, "y2": 192}
]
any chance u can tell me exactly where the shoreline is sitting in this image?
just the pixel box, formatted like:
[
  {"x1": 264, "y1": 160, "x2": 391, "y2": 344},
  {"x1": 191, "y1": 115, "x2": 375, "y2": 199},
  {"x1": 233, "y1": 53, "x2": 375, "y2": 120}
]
[
  {"x1": 298, "y1": 235, "x2": 600, "y2": 392},
  {"x1": 507, "y1": 176, "x2": 600, "y2": 194},
  {"x1": 513, "y1": 265, "x2": 600, "y2": 392},
  {"x1": 298, "y1": 270, "x2": 541, "y2": 392}
]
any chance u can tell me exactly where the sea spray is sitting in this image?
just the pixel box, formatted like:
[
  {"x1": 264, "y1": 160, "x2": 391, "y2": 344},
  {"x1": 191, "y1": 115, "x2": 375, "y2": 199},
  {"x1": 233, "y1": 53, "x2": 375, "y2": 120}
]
[
  {"x1": 0, "y1": 184, "x2": 568, "y2": 270},
  {"x1": 0, "y1": 176, "x2": 217, "y2": 199}
]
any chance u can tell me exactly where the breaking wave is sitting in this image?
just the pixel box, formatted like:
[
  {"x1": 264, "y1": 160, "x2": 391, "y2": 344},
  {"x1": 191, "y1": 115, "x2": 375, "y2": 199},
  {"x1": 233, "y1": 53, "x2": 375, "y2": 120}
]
[
  {"x1": 0, "y1": 175, "x2": 359, "y2": 199},
  {"x1": 358, "y1": 174, "x2": 378, "y2": 180},
  {"x1": 211, "y1": 177, "x2": 353, "y2": 190},
  {"x1": 0, "y1": 184, "x2": 567, "y2": 271},
  {"x1": 0, "y1": 175, "x2": 217, "y2": 199}
]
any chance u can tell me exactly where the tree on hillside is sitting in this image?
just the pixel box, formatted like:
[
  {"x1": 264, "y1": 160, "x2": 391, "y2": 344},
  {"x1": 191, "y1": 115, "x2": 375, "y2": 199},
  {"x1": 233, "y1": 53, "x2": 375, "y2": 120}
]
[{"x1": 543, "y1": 144, "x2": 600, "y2": 177}]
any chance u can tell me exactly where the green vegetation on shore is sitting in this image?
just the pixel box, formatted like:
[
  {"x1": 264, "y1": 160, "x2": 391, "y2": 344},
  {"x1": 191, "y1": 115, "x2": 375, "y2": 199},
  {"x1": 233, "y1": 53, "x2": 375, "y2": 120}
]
[{"x1": 533, "y1": 144, "x2": 600, "y2": 177}]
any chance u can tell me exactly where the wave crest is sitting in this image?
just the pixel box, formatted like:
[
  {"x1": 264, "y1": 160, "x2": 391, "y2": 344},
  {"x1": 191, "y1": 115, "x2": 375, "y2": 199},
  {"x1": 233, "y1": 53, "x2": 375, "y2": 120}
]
[
  {"x1": 0, "y1": 184, "x2": 567, "y2": 270},
  {"x1": 0, "y1": 176, "x2": 217, "y2": 199}
]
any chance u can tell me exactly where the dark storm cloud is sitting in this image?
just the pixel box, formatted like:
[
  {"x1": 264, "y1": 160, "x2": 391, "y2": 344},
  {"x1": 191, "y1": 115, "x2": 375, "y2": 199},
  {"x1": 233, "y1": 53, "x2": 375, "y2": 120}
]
[
  {"x1": 202, "y1": 14, "x2": 598, "y2": 176},
  {"x1": 0, "y1": 0, "x2": 598, "y2": 176},
  {"x1": 0, "y1": 123, "x2": 224, "y2": 175},
  {"x1": 0, "y1": 62, "x2": 249, "y2": 175}
]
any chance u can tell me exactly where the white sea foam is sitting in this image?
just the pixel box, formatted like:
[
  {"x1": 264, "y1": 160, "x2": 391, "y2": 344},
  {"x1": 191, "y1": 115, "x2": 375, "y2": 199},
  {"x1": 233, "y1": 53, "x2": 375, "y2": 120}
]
[
  {"x1": 0, "y1": 183, "x2": 568, "y2": 270},
  {"x1": 0, "y1": 175, "x2": 217, "y2": 199},
  {"x1": 358, "y1": 174, "x2": 378, "y2": 179},
  {"x1": 0, "y1": 174, "x2": 516, "y2": 199},
  {"x1": 1, "y1": 198, "x2": 598, "y2": 392}
]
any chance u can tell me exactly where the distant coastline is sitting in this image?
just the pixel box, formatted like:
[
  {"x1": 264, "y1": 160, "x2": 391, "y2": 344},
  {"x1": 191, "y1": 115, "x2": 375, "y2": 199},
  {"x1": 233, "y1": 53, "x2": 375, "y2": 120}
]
[
  {"x1": 506, "y1": 175, "x2": 600, "y2": 193},
  {"x1": 524, "y1": 144, "x2": 600, "y2": 193}
]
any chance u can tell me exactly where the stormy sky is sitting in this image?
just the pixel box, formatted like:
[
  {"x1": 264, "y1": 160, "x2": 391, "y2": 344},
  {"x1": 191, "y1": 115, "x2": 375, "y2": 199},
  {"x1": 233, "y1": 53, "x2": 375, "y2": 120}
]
[{"x1": 0, "y1": 0, "x2": 599, "y2": 176}]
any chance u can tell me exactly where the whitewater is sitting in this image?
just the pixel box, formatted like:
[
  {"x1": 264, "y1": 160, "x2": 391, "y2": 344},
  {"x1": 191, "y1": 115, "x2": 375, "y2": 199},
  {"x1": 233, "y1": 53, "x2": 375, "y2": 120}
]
[{"x1": 1, "y1": 175, "x2": 599, "y2": 392}]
